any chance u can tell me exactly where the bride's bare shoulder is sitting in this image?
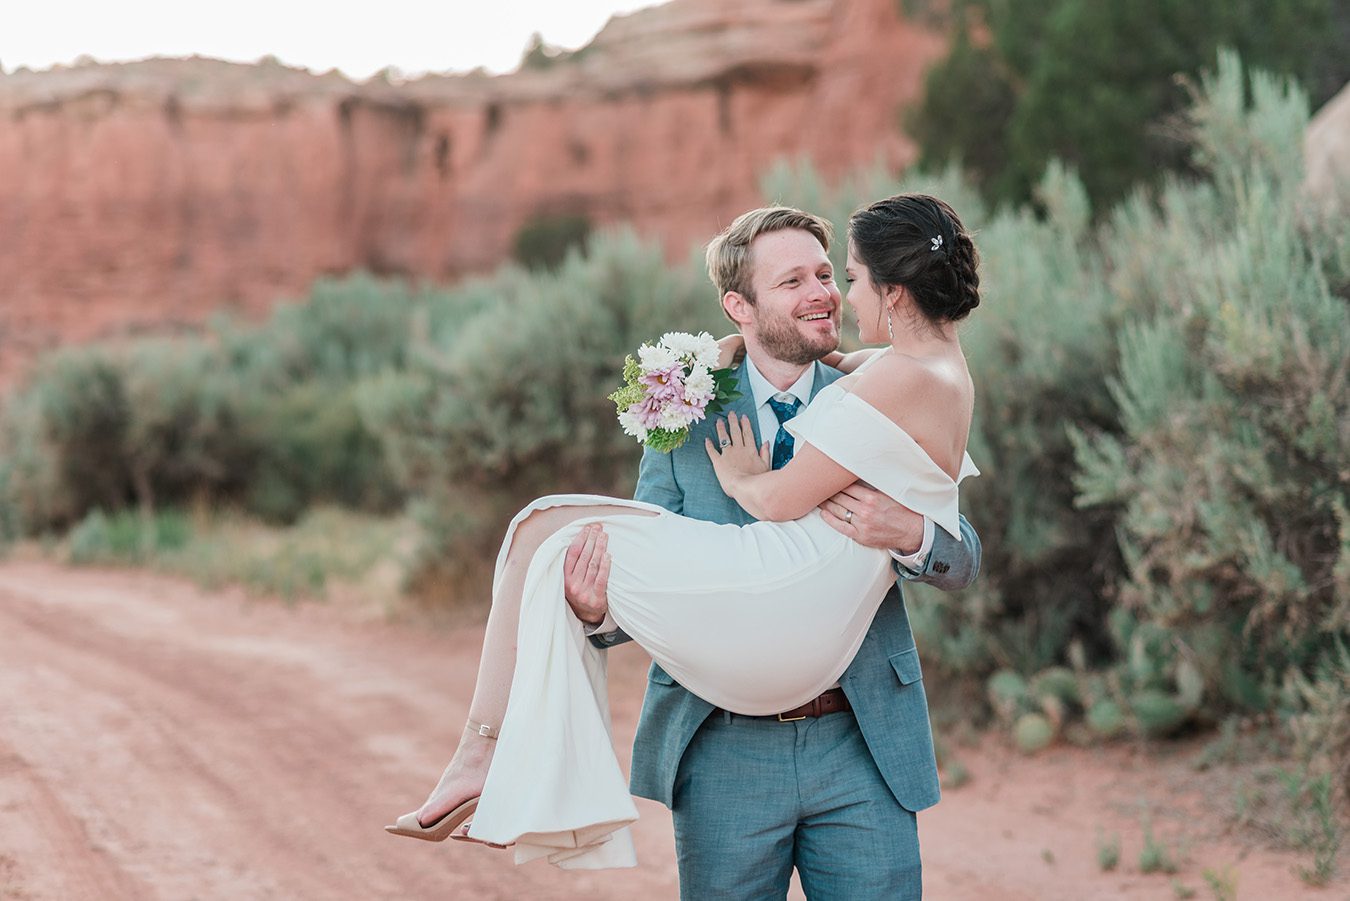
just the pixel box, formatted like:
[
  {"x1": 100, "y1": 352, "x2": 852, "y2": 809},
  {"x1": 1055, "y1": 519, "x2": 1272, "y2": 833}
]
[
  {"x1": 850, "y1": 353, "x2": 969, "y2": 415},
  {"x1": 848, "y1": 352, "x2": 972, "y2": 472}
]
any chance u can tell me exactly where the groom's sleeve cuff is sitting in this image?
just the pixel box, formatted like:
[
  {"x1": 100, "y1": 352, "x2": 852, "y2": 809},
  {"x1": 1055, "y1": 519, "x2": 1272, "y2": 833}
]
[{"x1": 889, "y1": 516, "x2": 934, "y2": 575}]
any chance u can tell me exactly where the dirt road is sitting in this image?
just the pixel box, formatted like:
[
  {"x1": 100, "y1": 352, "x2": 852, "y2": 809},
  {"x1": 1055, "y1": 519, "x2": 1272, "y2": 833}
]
[{"x1": 0, "y1": 562, "x2": 1339, "y2": 900}]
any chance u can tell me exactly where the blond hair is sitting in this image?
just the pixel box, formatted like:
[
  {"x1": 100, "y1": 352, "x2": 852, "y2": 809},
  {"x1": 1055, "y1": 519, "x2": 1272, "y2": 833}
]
[{"x1": 705, "y1": 206, "x2": 833, "y2": 305}]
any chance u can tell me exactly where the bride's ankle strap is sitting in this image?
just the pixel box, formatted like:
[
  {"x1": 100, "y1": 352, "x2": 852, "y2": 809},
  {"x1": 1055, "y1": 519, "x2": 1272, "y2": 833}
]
[{"x1": 467, "y1": 719, "x2": 500, "y2": 740}]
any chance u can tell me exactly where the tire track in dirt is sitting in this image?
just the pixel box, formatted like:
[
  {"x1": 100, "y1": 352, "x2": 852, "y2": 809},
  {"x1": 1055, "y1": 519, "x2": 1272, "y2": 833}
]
[
  {"x1": 0, "y1": 581, "x2": 368, "y2": 898},
  {"x1": 0, "y1": 741, "x2": 152, "y2": 899}
]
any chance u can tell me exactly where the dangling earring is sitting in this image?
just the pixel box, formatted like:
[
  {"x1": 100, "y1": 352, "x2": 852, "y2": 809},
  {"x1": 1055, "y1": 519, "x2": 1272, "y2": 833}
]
[{"x1": 886, "y1": 310, "x2": 894, "y2": 342}]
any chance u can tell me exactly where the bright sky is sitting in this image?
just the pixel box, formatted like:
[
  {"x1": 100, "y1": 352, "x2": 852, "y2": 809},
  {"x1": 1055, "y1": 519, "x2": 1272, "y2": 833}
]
[{"x1": 3, "y1": 1, "x2": 659, "y2": 79}]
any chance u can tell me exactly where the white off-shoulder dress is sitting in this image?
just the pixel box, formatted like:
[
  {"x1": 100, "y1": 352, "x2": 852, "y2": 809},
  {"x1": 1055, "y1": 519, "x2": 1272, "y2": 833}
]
[{"x1": 467, "y1": 368, "x2": 978, "y2": 868}]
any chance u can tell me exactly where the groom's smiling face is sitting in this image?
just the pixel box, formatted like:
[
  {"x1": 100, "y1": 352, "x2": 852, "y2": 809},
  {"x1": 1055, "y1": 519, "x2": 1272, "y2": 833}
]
[{"x1": 741, "y1": 228, "x2": 842, "y2": 365}]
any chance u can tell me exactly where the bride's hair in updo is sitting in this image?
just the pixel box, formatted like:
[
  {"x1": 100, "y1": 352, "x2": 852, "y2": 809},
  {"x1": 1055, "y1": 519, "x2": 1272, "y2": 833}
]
[{"x1": 848, "y1": 194, "x2": 980, "y2": 323}]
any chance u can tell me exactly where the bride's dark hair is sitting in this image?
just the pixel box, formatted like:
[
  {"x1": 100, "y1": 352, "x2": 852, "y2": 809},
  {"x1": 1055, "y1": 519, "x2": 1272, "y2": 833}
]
[{"x1": 848, "y1": 194, "x2": 980, "y2": 323}]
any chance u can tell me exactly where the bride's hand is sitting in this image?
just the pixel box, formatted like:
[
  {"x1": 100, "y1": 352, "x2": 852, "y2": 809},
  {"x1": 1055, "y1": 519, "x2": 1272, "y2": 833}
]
[
  {"x1": 716, "y1": 334, "x2": 746, "y2": 370},
  {"x1": 705, "y1": 412, "x2": 771, "y2": 495}
]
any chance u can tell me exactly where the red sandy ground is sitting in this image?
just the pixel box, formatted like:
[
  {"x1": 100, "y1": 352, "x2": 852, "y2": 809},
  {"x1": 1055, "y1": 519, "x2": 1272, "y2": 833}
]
[{"x1": 0, "y1": 561, "x2": 1343, "y2": 900}]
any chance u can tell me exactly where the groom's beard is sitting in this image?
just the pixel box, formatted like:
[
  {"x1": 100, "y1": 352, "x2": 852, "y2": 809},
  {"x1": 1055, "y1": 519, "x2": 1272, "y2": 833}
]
[{"x1": 753, "y1": 309, "x2": 840, "y2": 366}]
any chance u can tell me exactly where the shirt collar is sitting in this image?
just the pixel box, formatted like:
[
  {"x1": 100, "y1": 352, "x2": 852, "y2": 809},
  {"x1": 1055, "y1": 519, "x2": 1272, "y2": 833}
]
[{"x1": 744, "y1": 355, "x2": 815, "y2": 410}]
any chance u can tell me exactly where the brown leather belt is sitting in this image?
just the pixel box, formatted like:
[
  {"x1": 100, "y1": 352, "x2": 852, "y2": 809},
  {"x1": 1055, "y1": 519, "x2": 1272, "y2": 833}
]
[{"x1": 716, "y1": 687, "x2": 853, "y2": 723}]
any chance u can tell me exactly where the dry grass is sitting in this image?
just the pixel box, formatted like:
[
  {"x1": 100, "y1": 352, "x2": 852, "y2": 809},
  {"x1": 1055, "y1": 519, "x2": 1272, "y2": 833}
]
[{"x1": 35, "y1": 505, "x2": 416, "y2": 616}]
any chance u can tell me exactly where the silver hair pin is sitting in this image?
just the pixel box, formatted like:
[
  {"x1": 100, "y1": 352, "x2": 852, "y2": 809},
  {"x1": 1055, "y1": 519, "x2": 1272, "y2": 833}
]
[{"x1": 930, "y1": 235, "x2": 944, "y2": 252}]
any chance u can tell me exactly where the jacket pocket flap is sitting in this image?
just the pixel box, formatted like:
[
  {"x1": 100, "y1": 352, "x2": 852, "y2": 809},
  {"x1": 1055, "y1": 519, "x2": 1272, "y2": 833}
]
[
  {"x1": 889, "y1": 647, "x2": 923, "y2": 686},
  {"x1": 649, "y1": 664, "x2": 676, "y2": 685}
]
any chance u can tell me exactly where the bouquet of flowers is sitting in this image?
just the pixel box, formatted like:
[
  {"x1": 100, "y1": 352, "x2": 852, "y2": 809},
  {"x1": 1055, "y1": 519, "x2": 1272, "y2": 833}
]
[{"x1": 609, "y1": 331, "x2": 741, "y2": 452}]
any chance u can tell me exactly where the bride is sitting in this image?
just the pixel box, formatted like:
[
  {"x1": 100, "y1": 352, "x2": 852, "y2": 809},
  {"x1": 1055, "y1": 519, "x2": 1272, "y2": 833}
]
[{"x1": 387, "y1": 194, "x2": 981, "y2": 868}]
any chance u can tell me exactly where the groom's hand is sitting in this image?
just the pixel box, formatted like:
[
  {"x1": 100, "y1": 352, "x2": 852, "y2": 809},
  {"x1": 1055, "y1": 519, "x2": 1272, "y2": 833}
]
[
  {"x1": 564, "y1": 524, "x2": 611, "y2": 625},
  {"x1": 819, "y1": 484, "x2": 923, "y2": 554}
]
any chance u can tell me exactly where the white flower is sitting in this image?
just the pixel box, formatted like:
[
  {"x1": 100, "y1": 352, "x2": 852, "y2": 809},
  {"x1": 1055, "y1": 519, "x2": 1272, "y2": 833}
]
[
  {"x1": 691, "y1": 331, "x2": 721, "y2": 369},
  {"x1": 659, "y1": 331, "x2": 700, "y2": 358},
  {"x1": 659, "y1": 408, "x2": 693, "y2": 431},
  {"x1": 683, "y1": 366, "x2": 715, "y2": 403},
  {"x1": 617, "y1": 409, "x2": 649, "y2": 442},
  {"x1": 638, "y1": 342, "x2": 679, "y2": 372}
]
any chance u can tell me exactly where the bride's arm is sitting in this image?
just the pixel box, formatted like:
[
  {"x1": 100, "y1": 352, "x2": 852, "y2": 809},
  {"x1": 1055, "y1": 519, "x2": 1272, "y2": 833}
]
[
  {"x1": 705, "y1": 412, "x2": 857, "y2": 522},
  {"x1": 819, "y1": 348, "x2": 883, "y2": 373},
  {"x1": 715, "y1": 333, "x2": 745, "y2": 369},
  {"x1": 712, "y1": 335, "x2": 878, "y2": 374},
  {"x1": 707, "y1": 356, "x2": 952, "y2": 522}
]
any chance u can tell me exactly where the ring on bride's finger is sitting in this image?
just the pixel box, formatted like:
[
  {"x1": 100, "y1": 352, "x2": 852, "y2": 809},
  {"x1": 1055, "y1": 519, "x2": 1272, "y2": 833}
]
[
  {"x1": 719, "y1": 438, "x2": 732, "y2": 448},
  {"x1": 844, "y1": 509, "x2": 853, "y2": 524}
]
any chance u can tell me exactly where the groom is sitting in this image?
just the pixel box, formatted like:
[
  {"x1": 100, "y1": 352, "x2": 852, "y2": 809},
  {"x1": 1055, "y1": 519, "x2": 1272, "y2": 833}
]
[{"x1": 566, "y1": 206, "x2": 981, "y2": 899}]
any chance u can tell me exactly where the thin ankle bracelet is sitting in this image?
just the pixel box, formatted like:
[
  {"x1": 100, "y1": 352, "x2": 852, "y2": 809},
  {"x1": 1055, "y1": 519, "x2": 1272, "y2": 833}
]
[{"x1": 467, "y1": 719, "x2": 499, "y2": 740}]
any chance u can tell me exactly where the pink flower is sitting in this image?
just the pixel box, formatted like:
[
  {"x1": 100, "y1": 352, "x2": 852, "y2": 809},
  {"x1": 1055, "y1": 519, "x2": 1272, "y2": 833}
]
[
  {"x1": 629, "y1": 395, "x2": 666, "y2": 430},
  {"x1": 639, "y1": 364, "x2": 684, "y2": 401},
  {"x1": 668, "y1": 389, "x2": 709, "y2": 424}
]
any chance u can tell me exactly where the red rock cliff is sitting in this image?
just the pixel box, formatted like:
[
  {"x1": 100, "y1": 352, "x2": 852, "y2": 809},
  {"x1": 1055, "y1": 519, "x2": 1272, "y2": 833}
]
[{"x1": 0, "y1": 0, "x2": 944, "y2": 377}]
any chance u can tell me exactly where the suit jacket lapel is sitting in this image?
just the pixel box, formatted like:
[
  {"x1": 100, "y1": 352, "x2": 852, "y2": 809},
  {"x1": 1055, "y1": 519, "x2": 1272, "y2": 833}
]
[
  {"x1": 727, "y1": 361, "x2": 763, "y2": 445},
  {"x1": 809, "y1": 359, "x2": 844, "y2": 401}
]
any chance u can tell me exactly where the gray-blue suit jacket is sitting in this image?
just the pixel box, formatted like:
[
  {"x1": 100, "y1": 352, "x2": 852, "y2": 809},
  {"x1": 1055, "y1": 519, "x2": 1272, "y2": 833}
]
[{"x1": 593, "y1": 359, "x2": 981, "y2": 812}]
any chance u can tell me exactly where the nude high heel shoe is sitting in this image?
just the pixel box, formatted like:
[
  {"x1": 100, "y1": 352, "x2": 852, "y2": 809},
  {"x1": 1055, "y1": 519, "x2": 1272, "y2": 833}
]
[
  {"x1": 385, "y1": 797, "x2": 480, "y2": 842},
  {"x1": 385, "y1": 720, "x2": 501, "y2": 844}
]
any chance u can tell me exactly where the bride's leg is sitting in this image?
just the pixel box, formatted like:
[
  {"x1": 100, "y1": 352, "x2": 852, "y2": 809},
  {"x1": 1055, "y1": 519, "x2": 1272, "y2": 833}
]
[{"x1": 413, "y1": 502, "x2": 655, "y2": 826}]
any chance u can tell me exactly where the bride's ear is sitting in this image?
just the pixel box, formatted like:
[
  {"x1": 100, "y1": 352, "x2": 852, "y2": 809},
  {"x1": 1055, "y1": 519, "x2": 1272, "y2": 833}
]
[{"x1": 883, "y1": 284, "x2": 907, "y2": 315}]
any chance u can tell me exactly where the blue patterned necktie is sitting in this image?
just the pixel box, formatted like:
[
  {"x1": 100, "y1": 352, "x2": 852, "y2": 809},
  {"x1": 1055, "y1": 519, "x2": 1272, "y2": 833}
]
[{"x1": 767, "y1": 395, "x2": 802, "y2": 470}]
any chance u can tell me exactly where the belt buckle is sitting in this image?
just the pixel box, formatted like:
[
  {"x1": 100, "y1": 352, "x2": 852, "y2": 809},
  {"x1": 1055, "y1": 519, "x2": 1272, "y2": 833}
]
[{"x1": 777, "y1": 711, "x2": 807, "y2": 722}]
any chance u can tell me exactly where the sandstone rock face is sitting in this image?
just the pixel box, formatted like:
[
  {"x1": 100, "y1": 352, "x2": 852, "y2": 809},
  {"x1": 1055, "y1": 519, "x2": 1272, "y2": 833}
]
[
  {"x1": 0, "y1": 0, "x2": 945, "y2": 379},
  {"x1": 1304, "y1": 80, "x2": 1350, "y2": 214}
]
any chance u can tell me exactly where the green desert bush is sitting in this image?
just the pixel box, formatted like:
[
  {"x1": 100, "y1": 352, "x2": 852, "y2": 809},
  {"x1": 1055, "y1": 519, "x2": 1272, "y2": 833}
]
[
  {"x1": 0, "y1": 274, "x2": 453, "y2": 532},
  {"x1": 512, "y1": 212, "x2": 593, "y2": 271},
  {"x1": 1202, "y1": 866, "x2": 1239, "y2": 901},
  {"x1": 24, "y1": 347, "x2": 136, "y2": 521},
  {"x1": 1096, "y1": 829, "x2": 1121, "y2": 871},
  {"x1": 1139, "y1": 815, "x2": 1182, "y2": 874},
  {"x1": 0, "y1": 391, "x2": 65, "y2": 539},
  {"x1": 67, "y1": 508, "x2": 191, "y2": 565},
  {"x1": 1072, "y1": 53, "x2": 1349, "y2": 738},
  {"x1": 1014, "y1": 712, "x2": 1055, "y2": 754},
  {"x1": 240, "y1": 381, "x2": 402, "y2": 523},
  {"x1": 0, "y1": 340, "x2": 250, "y2": 527},
  {"x1": 117, "y1": 339, "x2": 260, "y2": 512},
  {"x1": 217, "y1": 273, "x2": 442, "y2": 387}
]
